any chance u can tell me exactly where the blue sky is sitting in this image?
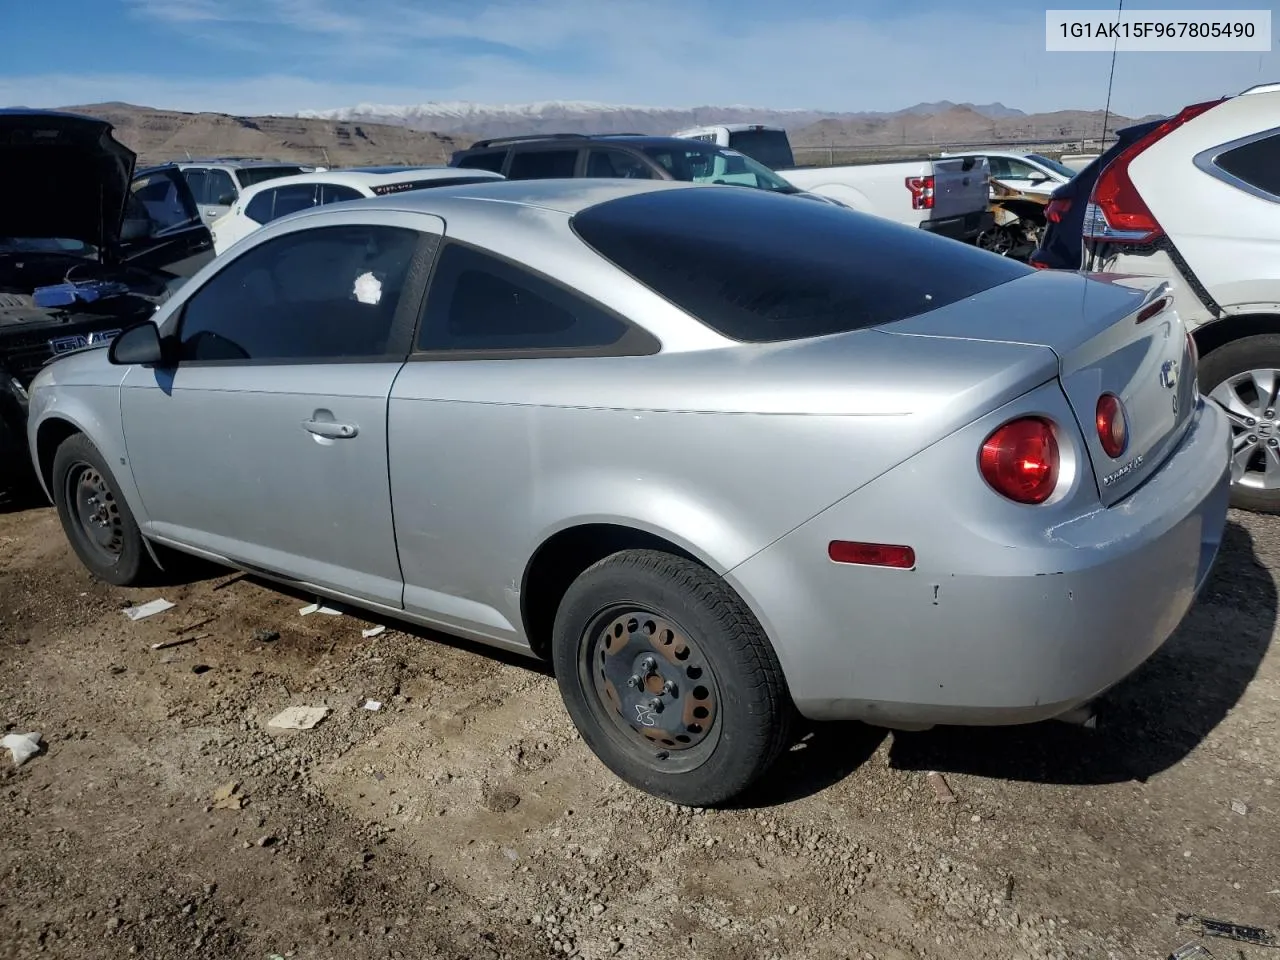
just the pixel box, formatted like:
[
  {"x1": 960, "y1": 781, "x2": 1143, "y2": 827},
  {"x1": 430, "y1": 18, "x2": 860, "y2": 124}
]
[{"x1": 0, "y1": 0, "x2": 1274, "y2": 116}]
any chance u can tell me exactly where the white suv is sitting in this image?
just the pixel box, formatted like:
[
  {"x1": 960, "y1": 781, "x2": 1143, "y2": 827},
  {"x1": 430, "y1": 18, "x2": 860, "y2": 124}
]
[
  {"x1": 172, "y1": 159, "x2": 319, "y2": 225},
  {"x1": 1083, "y1": 82, "x2": 1280, "y2": 512}
]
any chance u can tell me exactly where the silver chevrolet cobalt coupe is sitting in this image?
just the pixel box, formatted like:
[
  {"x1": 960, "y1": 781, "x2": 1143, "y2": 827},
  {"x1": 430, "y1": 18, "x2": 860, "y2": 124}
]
[{"x1": 27, "y1": 179, "x2": 1231, "y2": 806}]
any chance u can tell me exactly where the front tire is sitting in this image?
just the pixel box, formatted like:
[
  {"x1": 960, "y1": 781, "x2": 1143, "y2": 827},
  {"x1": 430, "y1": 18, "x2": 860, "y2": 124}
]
[
  {"x1": 51, "y1": 433, "x2": 154, "y2": 585},
  {"x1": 1201, "y1": 334, "x2": 1280, "y2": 514},
  {"x1": 551, "y1": 549, "x2": 792, "y2": 807}
]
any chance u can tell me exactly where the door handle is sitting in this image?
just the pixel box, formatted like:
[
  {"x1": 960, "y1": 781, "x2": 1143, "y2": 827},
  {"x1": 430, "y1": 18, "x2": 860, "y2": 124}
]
[{"x1": 302, "y1": 419, "x2": 358, "y2": 439}]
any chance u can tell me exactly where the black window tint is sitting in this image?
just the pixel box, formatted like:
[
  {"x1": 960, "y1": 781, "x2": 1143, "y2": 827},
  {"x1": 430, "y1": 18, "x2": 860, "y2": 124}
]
[
  {"x1": 235, "y1": 166, "x2": 308, "y2": 187},
  {"x1": 572, "y1": 187, "x2": 1031, "y2": 343},
  {"x1": 243, "y1": 189, "x2": 275, "y2": 224},
  {"x1": 129, "y1": 173, "x2": 198, "y2": 232},
  {"x1": 506, "y1": 149, "x2": 578, "y2": 180},
  {"x1": 585, "y1": 150, "x2": 655, "y2": 179},
  {"x1": 418, "y1": 243, "x2": 640, "y2": 355},
  {"x1": 206, "y1": 169, "x2": 237, "y2": 205},
  {"x1": 1215, "y1": 132, "x2": 1280, "y2": 198},
  {"x1": 456, "y1": 151, "x2": 506, "y2": 173},
  {"x1": 182, "y1": 168, "x2": 209, "y2": 204},
  {"x1": 270, "y1": 183, "x2": 317, "y2": 220},
  {"x1": 178, "y1": 224, "x2": 421, "y2": 363},
  {"x1": 319, "y1": 183, "x2": 364, "y2": 205}
]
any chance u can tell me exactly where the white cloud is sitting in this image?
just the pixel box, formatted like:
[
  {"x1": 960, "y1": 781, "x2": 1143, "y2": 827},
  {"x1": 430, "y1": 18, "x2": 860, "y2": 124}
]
[{"x1": 14, "y1": 0, "x2": 1280, "y2": 116}]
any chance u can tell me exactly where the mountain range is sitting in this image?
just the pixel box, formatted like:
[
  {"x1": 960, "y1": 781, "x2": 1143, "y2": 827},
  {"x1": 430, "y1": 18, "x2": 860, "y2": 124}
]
[{"x1": 55, "y1": 98, "x2": 1151, "y2": 168}]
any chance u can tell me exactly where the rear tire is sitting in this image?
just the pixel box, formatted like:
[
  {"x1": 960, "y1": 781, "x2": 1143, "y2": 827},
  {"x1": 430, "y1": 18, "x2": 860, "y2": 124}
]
[
  {"x1": 51, "y1": 433, "x2": 154, "y2": 585},
  {"x1": 551, "y1": 549, "x2": 792, "y2": 807},
  {"x1": 1201, "y1": 334, "x2": 1280, "y2": 515}
]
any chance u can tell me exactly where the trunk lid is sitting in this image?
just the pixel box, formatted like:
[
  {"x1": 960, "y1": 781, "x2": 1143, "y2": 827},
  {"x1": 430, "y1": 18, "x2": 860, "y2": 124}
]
[
  {"x1": 882, "y1": 269, "x2": 1197, "y2": 505},
  {"x1": 929, "y1": 155, "x2": 990, "y2": 221}
]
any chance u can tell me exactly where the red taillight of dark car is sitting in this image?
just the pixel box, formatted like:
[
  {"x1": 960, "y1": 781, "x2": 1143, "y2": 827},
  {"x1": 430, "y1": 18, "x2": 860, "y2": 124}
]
[
  {"x1": 1095, "y1": 393, "x2": 1128, "y2": 459},
  {"x1": 1044, "y1": 197, "x2": 1071, "y2": 223},
  {"x1": 905, "y1": 175, "x2": 935, "y2": 210},
  {"x1": 979, "y1": 417, "x2": 1060, "y2": 504}
]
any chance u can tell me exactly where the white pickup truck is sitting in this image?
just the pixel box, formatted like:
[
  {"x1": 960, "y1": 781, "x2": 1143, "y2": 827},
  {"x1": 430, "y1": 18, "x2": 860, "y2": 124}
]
[{"x1": 672, "y1": 123, "x2": 993, "y2": 242}]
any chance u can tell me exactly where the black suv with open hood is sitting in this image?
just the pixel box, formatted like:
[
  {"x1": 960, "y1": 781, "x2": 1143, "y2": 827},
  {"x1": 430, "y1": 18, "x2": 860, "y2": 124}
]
[{"x1": 0, "y1": 109, "x2": 213, "y2": 500}]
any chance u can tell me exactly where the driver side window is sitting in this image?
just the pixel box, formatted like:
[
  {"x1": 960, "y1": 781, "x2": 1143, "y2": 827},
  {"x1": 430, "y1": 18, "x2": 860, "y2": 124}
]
[{"x1": 176, "y1": 224, "x2": 424, "y2": 365}]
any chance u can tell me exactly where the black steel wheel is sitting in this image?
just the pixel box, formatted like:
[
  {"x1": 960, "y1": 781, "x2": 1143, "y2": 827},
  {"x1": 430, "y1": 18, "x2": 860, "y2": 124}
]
[
  {"x1": 51, "y1": 433, "x2": 153, "y2": 585},
  {"x1": 552, "y1": 549, "x2": 792, "y2": 807}
]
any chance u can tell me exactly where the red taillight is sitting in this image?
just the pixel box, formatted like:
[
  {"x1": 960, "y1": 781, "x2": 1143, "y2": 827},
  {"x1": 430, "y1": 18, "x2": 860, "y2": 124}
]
[
  {"x1": 979, "y1": 418, "x2": 1060, "y2": 504},
  {"x1": 905, "y1": 175, "x2": 935, "y2": 210},
  {"x1": 1095, "y1": 393, "x2": 1128, "y2": 459},
  {"x1": 1029, "y1": 259, "x2": 1051, "y2": 270},
  {"x1": 1045, "y1": 197, "x2": 1071, "y2": 223},
  {"x1": 828, "y1": 541, "x2": 916, "y2": 569},
  {"x1": 1085, "y1": 98, "x2": 1225, "y2": 244}
]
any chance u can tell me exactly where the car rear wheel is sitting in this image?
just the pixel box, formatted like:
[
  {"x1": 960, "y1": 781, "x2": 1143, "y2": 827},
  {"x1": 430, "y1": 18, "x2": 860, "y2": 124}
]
[
  {"x1": 51, "y1": 433, "x2": 154, "y2": 585},
  {"x1": 1202, "y1": 334, "x2": 1280, "y2": 514},
  {"x1": 551, "y1": 549, "x2": 792, "y2": 807}
]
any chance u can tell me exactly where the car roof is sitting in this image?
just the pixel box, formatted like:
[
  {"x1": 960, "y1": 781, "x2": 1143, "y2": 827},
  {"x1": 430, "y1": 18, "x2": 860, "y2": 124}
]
[
  {"x1": 293, "y1": 177, "x2": 696, "y2": 218},
  {"x1": 465, "y1": 134, "x2": 726, "y2": 152},
  {"x1": 236, "y1": 166, "x2": 505, "y2": 199}
]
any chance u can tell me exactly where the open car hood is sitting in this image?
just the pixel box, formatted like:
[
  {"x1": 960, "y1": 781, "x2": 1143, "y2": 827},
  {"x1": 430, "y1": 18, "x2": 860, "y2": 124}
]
[{"x1": 0, "y1": 109, "x2": 136, "y2": 250}]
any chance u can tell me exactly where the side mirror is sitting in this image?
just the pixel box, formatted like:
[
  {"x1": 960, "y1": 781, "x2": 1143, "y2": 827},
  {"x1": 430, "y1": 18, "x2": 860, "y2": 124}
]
[
  {"x1": 120, "y1": 217, "x2": 154, "y2": 241},
  {"x1": 1029, "y1": 174, "x2": 1050, "y2": 184},
  {"x1": 108, "y1": 321, "x2": 170, "y2": 367},
  {"x1": 215, "y1": 193, "x2": 237, "y2": 206}
]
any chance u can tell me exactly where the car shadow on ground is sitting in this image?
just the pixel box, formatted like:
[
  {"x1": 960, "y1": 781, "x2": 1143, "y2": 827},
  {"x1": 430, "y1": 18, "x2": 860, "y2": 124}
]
[
  {"x1": 886, "y1": 518, "x2": 1277, "y2": 788},
  {"x1": 141, "y1": 518, "x2": 1275, "y2": 804}
]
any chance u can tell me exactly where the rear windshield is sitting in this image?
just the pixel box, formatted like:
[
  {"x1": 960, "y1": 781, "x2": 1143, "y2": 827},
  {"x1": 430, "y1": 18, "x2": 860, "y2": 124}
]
[
  {"x1": 572, "y1": 187, "x2": 1031, "y2": 343},
  {"x1": 236, "y1": 166, "x2": 308, "y2": 187},
  {"x1": 725, "y1": 129, "x2": 795, "y2": 169}
]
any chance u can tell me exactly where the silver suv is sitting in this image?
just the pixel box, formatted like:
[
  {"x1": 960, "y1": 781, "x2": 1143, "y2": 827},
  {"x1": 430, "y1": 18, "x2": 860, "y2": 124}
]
[{"x1": 170, "y1": 159, "x2": 320, "y2": 225}]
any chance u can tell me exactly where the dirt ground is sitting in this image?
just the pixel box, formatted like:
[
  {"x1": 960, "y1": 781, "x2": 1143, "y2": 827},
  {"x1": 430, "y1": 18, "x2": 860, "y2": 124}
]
[{"x1": 1, "y1": 497, "x2": 1277, "y2": 960}]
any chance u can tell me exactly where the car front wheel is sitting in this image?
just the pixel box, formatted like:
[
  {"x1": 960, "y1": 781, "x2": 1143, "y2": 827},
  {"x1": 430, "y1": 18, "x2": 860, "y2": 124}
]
[
  {"x1": 551, "y1": 549, "x2": 792, "y2": 807},
  {"x1": 51, "y1": 433, "x2": 154, "y2": 585},
  {"x1": 1202, "y1": 334, "x2": 1280, "y2": 515}
]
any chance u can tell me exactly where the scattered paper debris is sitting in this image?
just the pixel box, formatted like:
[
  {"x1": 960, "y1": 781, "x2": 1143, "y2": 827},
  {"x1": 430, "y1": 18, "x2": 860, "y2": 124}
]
[
  {"x1": 151, "y1": 635, "x2": 203, "y2": 651},
  {"x1": 361, "y1": 625, "x2": 386, "y2": 639},
  {"x1": 1168, "y1": 943, "x2": 1216, "y2": 959},
  {"x1": 299, "y1": 603, "x2": 343, "y2": 617},
  {"x1": 1230, "y1": 799, "x2": 1249, "y2": 816},
  {"x1": 123, "y1": 598, "x2": 175, "y2": 621},
  {"x1": 1176, "y1": 913, "x2": 1278, "y2": 947},
  {"x1": 211, "y1": 781, "x2": 246, "y2": 810},
  {"x1": 363, "y1": 699, "x2": 382, "y2": 712},
  {"x1": 926, "y1": 771, "x2": 957, "y2": 804},
  {"x1": 267, "y1": 706, "x2": 329, "y2": 730},
  {"x1": 1, "y1": 732, "x2": 42, "y2": 767}
]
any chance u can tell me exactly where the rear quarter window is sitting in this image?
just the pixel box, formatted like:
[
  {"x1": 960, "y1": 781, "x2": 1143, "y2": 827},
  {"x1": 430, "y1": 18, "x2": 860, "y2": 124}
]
[
  {"x1": 571, "y1": 187, "x2": 1031, "y2": 343},
  {"x1": 456, "y1": 151, "x2": 507, "y2": 173},
  {"x1": 1212, "y1": 130, "x2": 1280, "y2": 199},
  {"x1": 507, "y1": 149, "x2": 579, "y2": 180}
]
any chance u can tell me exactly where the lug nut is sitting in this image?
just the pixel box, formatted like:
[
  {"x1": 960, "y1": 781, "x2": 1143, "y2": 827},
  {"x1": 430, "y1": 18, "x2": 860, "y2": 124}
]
[
  {"x1": 1249, "y1": 435, "x2": 1258, "y2": 444},
  {"x1": 1247, "y1": 418, "x2": 1257, "y2": 427},
  {"x1": 639, "y1": 656, "x2": 657, "y2": 675},
  {"x1": 647, "y1": 698, "x2": 664, "y2": 714},
  {"x1": 1270, "y1": 439, "x2": 1279, "y2": 448},
  {"x1": 662, "y1": 680, "x2": 678, "y2": 697},
  {"x1": 626, "y1": 675, "x2": 642, "y2": 689}
]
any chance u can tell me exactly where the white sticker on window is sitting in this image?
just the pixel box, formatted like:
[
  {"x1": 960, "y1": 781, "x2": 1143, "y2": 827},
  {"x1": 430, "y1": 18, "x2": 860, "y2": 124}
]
[{"x1": 353, "y1": 271, "x2": 383, "y2": 305}]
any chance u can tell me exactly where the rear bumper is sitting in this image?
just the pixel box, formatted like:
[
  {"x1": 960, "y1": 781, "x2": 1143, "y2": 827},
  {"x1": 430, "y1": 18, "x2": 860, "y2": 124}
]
[
  {"x1": 920, "y1": 210, "x2": 992, "y2": 243},
  {"x1": 728, "y1": 396, "x2": 1232, "y2": 728}
]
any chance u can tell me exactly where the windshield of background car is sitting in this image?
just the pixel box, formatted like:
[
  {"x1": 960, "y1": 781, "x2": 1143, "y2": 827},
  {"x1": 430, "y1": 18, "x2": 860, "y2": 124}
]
[
  {"x1": 1026, "y1": 154, "x2": 1079, "y2": 179},
  {"x1": 572, "y1": 186, "x2": 1031, "y2": 343},
  {"x1": 725, "y1": 129, "x2": 795, "y2": 169},
  {"x1": 639, "y1": 144, "x2": 798, "y2": 193},
  {"x1": 235, "y1": 166, "x2": 309, "y2": 187}
]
